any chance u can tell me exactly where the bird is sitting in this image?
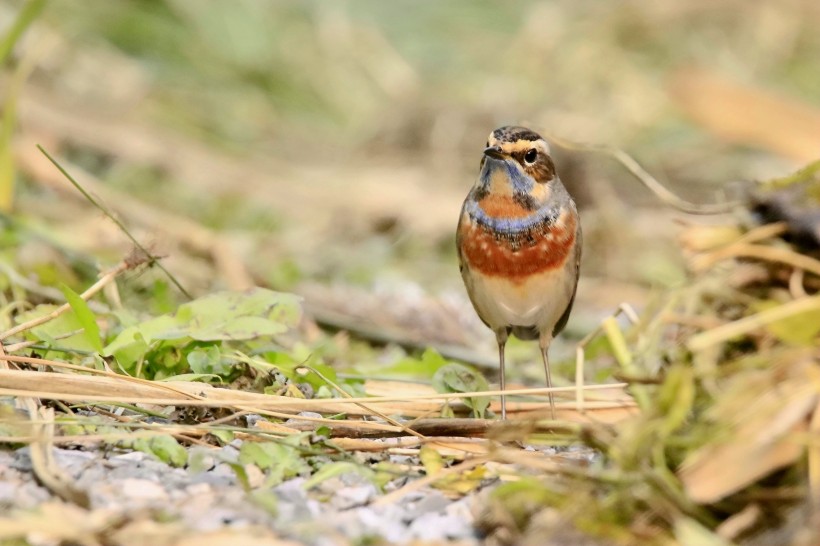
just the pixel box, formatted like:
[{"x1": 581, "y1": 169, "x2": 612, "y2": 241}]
[{"x1": 456, "y1": 125, "x2": 582, "y2": 420}]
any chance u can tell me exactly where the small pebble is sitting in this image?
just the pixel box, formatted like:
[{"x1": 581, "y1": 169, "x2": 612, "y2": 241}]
[{"x1": 120, "y1": 478, "x2": 169, "y2": 501}]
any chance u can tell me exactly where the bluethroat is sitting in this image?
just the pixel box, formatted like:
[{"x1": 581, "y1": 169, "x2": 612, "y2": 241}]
[{"x1": 456, "y1": 126, "x2": 582, "y2": 419}]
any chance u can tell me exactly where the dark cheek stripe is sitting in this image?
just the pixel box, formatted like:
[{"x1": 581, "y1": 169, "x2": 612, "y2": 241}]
[{"x1": 459, "y1": 216, "x2": 576, "y2": 280}]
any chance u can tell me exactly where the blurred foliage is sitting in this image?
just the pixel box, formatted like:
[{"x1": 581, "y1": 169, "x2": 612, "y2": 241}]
[
  {"x1": 17, "y1": 0, "x2": 819, "y2": 178},
  {"x1": 1, "y1": 0, "x2": 817, "y2": 301},
  {"x1": 477, "y1": 161, "x2": 820, "y2": 545},
  {"x1": 1, "y1": 2, "x2": 819, "y2": 545}
]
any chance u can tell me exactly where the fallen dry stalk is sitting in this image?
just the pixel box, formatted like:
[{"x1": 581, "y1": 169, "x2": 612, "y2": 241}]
[
  {"x1": 21, "y1": 398, "x2": 90, "y2": 507},
  {"x1": 0, "y1": 354, "x2": 208, "y2": 401},
  {"x1": 0, "y1": 365, "x2": 630, "y2": 408},
  {"x1": 0, "y1": 364, "x2": 635, "y2": 431},
  {"x1": 308, "y1": 366, "x2": 427, "y2": 440}
]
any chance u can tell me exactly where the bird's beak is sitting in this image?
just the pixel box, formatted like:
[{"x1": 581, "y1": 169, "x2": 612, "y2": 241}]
[{"x1": 483, "y1": 145, "x2": 505, "y2": 160}]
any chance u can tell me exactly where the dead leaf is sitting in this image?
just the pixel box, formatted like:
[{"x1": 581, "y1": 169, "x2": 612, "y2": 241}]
[
  {"x1": 669, "y1": 67, "x2": 820, "y2": 162},
  {"x1": 679, "y1": 359, "x2": 817, "y2": 503}
]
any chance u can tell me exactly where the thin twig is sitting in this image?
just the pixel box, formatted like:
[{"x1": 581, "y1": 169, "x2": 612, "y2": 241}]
[
  {"x1": 548, "y1": 135, "x2": 740, "y2": 215},
  {"x1": 306, "y1": 365, "x2": 428, "y2": 440},
  {"x1": 37, "y1": 145, "x2": 193, "y2": 300}
]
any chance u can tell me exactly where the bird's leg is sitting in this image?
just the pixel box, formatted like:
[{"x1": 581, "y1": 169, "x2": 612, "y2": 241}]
[
  {"x1": 495, "y1": 329, "x2": 509, "y2": 420},
  {"x1": 539, "y1": 337, "x2": 556, "y2": 420}
]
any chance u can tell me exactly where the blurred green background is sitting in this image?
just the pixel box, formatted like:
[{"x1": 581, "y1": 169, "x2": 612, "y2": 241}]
[{"x1": 2, "y1": 0, "x2": 819, "y2": 374}]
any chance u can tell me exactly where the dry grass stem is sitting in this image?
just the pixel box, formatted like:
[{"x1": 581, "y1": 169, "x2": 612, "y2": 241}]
[
  {"x1": 693, "y1": 243, "x2": 820, "y2": 277},
  {"x1": 547, "y1": 135, "x2": 738, "y2": 215},
  {"x1": 18, "y1": 144, "x2": 254, "y2": 291},
  {"x1": 687, "y1": 295, "x2": 820, "y2": 351},
  {"x1": 307, "y1": 366, "x2": 427, "y2": 440},
  {"x1": 0, "y1": 260, "x2": 131, "y2": 341},
  {"x1": 810, "y1": 399, "x2": 820, "y2": 507}
]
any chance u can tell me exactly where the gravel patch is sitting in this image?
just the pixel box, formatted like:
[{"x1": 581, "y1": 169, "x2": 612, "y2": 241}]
[{"x1": 0, "y1": 446, "x2": 484, "y2": 544}]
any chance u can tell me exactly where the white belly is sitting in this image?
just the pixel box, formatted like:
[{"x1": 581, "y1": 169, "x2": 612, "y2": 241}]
[{"x1": 463, "y1": 264, "x2": 575, "y2": 337}]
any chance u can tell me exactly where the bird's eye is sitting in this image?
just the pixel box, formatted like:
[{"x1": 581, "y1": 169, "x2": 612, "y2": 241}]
[
  {"x1": 485, "y1": 141, "x2": 490, "y2": 148},
  {"x1": 524, "y1": 149, "x2": 538, "y2": 164}
]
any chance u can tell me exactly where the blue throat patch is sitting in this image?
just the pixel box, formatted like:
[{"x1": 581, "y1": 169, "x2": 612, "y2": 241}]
[
  {"x1": 466, "y1": 158, "x2": 556, "y2": 235},
  {"x1": 464, "y1": 199, "x2": 557, "y2": 235},
  {"x1": 479, "y1": 157, "x2": 534, "y2": 194}
]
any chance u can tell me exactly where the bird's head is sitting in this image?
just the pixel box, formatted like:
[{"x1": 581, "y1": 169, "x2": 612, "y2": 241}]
[{"x1": 475, "y1": 126, "x2": 556, "y2": 202}]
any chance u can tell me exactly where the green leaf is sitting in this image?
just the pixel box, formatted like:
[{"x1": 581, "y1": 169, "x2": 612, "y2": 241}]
[
  {"x1": 238, "y1": 441, "x2": 309, "y2": 484},
  {"x1": 238, "y1": 442, "x2": 279, "y2": 469},
  {"x1": 371, "y1": 461, "x2": 405, "y2": 490},
  {"x1": 432, "y1": 362, "x2": 490, "y2": 418},
  {"x1": 490, "y1": 480, "x2": 559, "y2": 519},
  {"x1": 753, "y1": 299, "x2": 820, "y2": 346},
  {"x1": 209, "y1": 429, "x2": 234, "y2": 445},
  {"x1": 223, "y1": 460, "x2": 250, "y2": 490},
  {"x1": 16, "y1": 304, "x2": 97, "y2": 353},
  {"x1": 295, "y1": 362, "x2": 338, "y2": 390},
  {"x1": 0, "y1": 403, "x2": 28, "y2": 441},
  {"x1": 363, "y1": 347, "x2": 449, "y2": 378},
  {"x1": 59, "y1": 283, "x2": 103, "y2": 353},
  {"x1": 656, "y1": 365, "x2": 694, "y2": 436},
  {"x1": 302, "y1": 461, "x2": 376, "y2": 490},
  {"x1": 104, "y1": 289, "x2": 302, "y2": 362},
  {"x1": 104, "y1": 315, "x2": 180, "y2": 359},
  {"x1": 188, "y1": 448, "x2": 214, "y2": 473},
  {"x1": 0, "y1": 0, "x2": 47, "y2": 64},
  {"x1": 314, "y1": 426, "x2": 332, "y2": 438},
  {"x1": 134, "y1": 435, "x2": 188, "y2": 467},
  {"x1": 0, "y1": 0, "x2": 47, "y2": 211},
  {"x1": 248, "y1": 489, "x2": 278, "y2": 515},
  {"x1": 180, "y1": 289, "x2": 302, "y2": 340},
  {"x1": 419, "y1": 445, "x2": 445, "y2": 476},
  {"x1": 187, "y1": 345, "x2": 232, "y2": 375},
  {"x1": 433, "y1": 464, "x2": 487, "y2": 496}
]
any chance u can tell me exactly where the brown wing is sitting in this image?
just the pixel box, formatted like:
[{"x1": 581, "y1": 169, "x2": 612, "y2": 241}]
[
  {"x1": 552, "y1": 222, "x2": 582, "y2": 337},
  {"x1": 456, "y1": 204, "x2": 467, "y2": 275}
]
